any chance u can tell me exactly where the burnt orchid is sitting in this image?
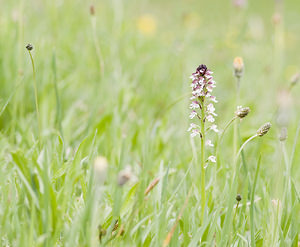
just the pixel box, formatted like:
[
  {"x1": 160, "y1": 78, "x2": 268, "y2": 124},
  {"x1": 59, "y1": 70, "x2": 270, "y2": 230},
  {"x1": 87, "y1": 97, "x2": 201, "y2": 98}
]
[
  {"x1": 187, "y1": 64, "x2": 218, "y2": 221},
  {"x1": 188, "y1": 64, "x2": 218, "y2": 159}
]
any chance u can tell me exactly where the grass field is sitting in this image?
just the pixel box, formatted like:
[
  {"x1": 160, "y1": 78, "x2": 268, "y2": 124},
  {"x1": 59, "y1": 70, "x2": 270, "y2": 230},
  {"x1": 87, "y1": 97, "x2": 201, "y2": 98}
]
[{"x1": 0, "y1": 0, "x2": 300, "y2": 246}]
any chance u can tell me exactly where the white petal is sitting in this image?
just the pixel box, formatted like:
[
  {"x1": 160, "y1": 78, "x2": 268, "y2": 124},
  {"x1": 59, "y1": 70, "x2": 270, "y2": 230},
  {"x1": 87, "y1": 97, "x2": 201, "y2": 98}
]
[
  {"x1": 205, "y1": 140, "x2": 214, "y2": 147},
  {"x1": 210, "y1": 124, "x2": 219, "y2": 133},
  {"x1": 208, "y1": 156, "x2": 216, "y2": 163}
]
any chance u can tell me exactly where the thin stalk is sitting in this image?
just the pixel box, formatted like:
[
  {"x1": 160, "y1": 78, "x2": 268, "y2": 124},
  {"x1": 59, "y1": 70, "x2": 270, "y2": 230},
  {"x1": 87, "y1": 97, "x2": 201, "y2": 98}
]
[
  {"x1": 52, "y1": 50, "x2": 64, "y2": 141},
  {"x1": 250, "y1": 156, "x2": 261, "y2": 247},
  {"x1": 156, "y1": 92, "x2": 191, "y2": 119},
  {"x1": 281, "y1": 121, "x2": 300, "y2": 210},
  {"x1": 233, "y1": 77, "x2": 241, "y2": 159},
  {"x1": 200, "y1": 99, "x2": 206, "y2": 222},
  {"x1": 236, "y1": 134, "x2": 258, "y2": 162},
  {"x1": 233, "y1": 200, "x2": 240, "y2": 224},
  {"x1": 216, "y1": 116, "x2": 237, "y2": 163},
  {"x1": 221, "y1": 133, "x2": 258, "y2": 246},
  {"x1": 220, "y1": 135, "x2": 251, "y2": 246},
  {"x1": 27, "y1": 50, "x2": 42, "y2": 147},
  {"x1": 91, "y1": 15, "x2": 104, "y2": 77},
  {"x1": 12, "y1": 0, "x2": 24, "y2": 141}
]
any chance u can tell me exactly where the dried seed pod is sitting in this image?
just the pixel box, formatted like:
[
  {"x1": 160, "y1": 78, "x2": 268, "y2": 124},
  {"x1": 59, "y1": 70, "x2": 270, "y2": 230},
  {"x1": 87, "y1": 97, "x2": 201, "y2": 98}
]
[
  {"x1": 236, "y1": 194, "x2": 242, "y2": 202},
  {"x1": 26, "y1": 44, "x2": 33, "y2": 51},
  {"x1": 117, "y1": 166, "x2": 132, "y2": 186},
  {"x1": 257, "y1": 122, "x2": 272, "y2": 137},
  {"x1": 98, "y1": 225, "x2": 107, "y2": 242},
  {"x1": 144, "y1": 177, "x2": 160, "y2": 196},
  {"x1": 235, "y1": 106, "x2": 250, "y2": 119}
]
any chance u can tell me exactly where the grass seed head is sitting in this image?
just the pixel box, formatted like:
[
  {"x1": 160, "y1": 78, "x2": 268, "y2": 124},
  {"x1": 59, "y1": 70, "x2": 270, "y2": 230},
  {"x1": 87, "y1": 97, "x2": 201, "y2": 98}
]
[
  {"x1": 236, "y1": 194, "x2": 242, "y2": 202},
  {"x1": 235, "y1": 106, "x2": 250, "y2": 119},
  {"x1": 257, "y1": 122, "x2": 272, "y2": 137}
]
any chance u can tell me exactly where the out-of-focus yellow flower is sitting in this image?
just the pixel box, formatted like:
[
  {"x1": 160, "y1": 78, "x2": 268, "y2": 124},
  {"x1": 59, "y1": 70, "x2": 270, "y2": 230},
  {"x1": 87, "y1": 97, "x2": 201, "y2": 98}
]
[{"x1": 137, "y1": 14, "x2": 157, "y2": 36}]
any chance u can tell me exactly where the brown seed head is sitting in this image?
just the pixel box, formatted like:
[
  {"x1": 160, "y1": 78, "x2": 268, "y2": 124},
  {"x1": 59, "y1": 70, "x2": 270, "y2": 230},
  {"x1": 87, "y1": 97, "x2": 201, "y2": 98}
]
[
  {"x1": 90, "y1": 5, "x2": 95, "y2": 15},
  {"x1": 235, "y1": 106, "x2": 250, "y2": 119},
  {"x1": 236, "y1": 194, "x2": 242, "y2": 202},
  {"x1": 117, "y1": 166, "x2": 132, "y2": 186},
  {"x1": 257, "y1": 122, "x2": 272, "y2": 137}
]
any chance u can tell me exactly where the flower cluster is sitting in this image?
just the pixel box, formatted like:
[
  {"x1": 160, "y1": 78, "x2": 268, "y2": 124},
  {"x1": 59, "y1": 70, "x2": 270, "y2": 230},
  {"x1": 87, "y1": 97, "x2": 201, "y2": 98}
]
[
  {"x1": 187, "y1": 64, "x2": 218, "y2": 163},
  {"x1": 188, "y1": 64, "x2": 218, "y2": 137}
]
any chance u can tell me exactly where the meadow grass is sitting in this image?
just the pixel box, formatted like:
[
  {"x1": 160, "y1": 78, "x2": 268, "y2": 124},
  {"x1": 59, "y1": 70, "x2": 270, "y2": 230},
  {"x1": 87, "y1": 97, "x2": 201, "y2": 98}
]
[{"x1": 0, "y1": 0, "x2": 299, "y2": 246}]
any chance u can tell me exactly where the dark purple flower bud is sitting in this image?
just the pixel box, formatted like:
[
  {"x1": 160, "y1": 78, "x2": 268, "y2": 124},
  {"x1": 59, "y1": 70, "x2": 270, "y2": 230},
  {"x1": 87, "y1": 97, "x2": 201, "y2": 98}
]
[{"x1": 196, "y1": 64, "x2": 207, "y2": 76}]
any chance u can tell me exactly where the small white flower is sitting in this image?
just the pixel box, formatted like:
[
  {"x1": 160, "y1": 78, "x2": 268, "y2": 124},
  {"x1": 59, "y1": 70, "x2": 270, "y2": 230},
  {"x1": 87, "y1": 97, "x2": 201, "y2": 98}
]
[
  {"x1": 208, "y1": 156, "x2": 216, "y2": 163},
  {"x1": 189, "y1": 101, "x2": 199, "y2": 109},
  {"x1": 206, "y1": 115, "x2": 215, "y2": 123},
  {"x1": 190, "y1": 129, "x2": 200, "y2": 138},
  {"x1": 190, "y1": 82, "x2": 198, "y2": 89},
  {"x1": 207, "y1": 103, "x2": 217, "y2": 116},
  {"x1": 193, "y1": 89, "x2": 204, "y2": 97},
  {"x1": 205, "y1": 75, "x2": 213, "y2": 80},
  {"x1": 187, "y1": 123, "x2": 197, "y2": 132},
  {"x1": 198, "y1": 77, "x2": 205, "y2": 84},
  {"x1": 207, "y1": 86, "x2": 213, "y2": 92},
  {"x1": 210, "y1": 96, "x2": 218, "y2": 103},
  {"x1": 190, "y1": 96, "x2": 196, "y2": 100},
  {"x1": 205, "y1": 139, "x2": 214, "y2": 147},
  {"x1": 189, "y1": 111, "x2": 197, "y2": 119},
  {"x1": 210, "y1": 124, "x2": 219, "y2": 133}
]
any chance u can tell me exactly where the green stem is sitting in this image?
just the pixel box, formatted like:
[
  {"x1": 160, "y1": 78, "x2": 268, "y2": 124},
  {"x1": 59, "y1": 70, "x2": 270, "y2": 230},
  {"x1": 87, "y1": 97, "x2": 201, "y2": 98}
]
[
  {"x1": 52, "y1": 50, "x2": 64, "y2": 140},
  {"x1": 250, "y1": 156, "x2": 261, "y2": 247},
  {"x1": 28, "y1": 50, "x2": 42, "y2": 147},
  {"x1": 233, "y1": 201, "x2": 240, "y2": 229},
  {"x1": 200, "y1": 99, "x2": 206, "y2": 222},
  {"x1": 236, "y1": 134, "x2": 258, "y2": 163},
  {"x1": 220, "y1": 134, "x2": 257, "y2": 246},
  {"x1": 233, "y1": 77, "x2": 241, "y2": 160},
  {"x1": 91, "y1": 16, "x2": 104, "y2": 77}
]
